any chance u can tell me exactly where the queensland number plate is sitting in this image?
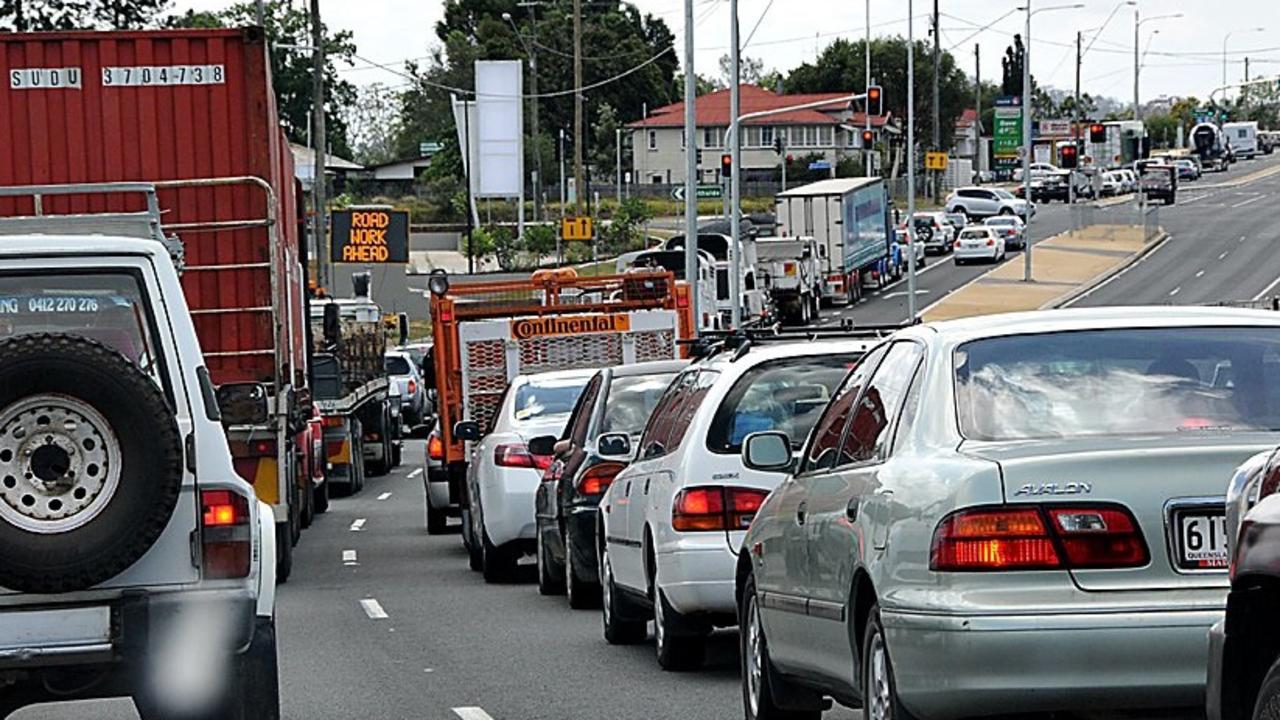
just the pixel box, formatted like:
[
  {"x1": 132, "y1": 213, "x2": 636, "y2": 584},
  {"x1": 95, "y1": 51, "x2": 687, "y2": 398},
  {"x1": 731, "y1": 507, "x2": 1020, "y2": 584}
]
[{"x1": 1176, "y1": 510, "x2": 1229, "y2": 570}]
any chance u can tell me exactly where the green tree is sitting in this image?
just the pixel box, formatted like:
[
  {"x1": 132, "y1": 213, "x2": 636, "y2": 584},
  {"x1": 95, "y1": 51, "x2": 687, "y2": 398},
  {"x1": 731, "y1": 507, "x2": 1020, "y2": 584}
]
[
  {"x1": 166, "y1": 1, "x2": 357, "y2": 158},
  {"x1": 345, "y1": 83, "x2": 402, "y2": 166},
  {"x1": 589, "y1": 103, "x2": 622, "y2": 180},
  {"x1": 0, "y1": 0, "x2": 169, "y2": 30}
]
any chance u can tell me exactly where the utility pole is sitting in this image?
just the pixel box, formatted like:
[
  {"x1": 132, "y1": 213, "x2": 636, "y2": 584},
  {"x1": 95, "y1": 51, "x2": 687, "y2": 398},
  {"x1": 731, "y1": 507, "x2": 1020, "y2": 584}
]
[
  {"x1": 1245, "y1": 57, "x2": 1250, "y2": 81},
  {"x1": 255, "y1": 0, "x2": 265, "y2": 26},
  {"x1": 573, "y1": 0, "x2": 585, "y2": 216},
  {"x1": 309, "y1": 0, "x2": 328, "y2": 287},
  {"x1": 729, "y1": 0, "x2": 742, "y2": 328},
  {"x1": 1075, "y1": 31, "x2": 1082, "y2": 146},
  {"x1": 1023, "y1": 1, "x2": 1033, "y2": 282},
  {"x1": 906, "y1": 0, "x2": 918, "y2": 321},
  {"x1": 1133, "y1": 8, "x2": 1140, "y2": 120},
  {"x1": 932, "y1": 0, "x2": 941, "y2": 198},
  {"x1": 975, "y1": 45, "x2": 982, "y2": 171},
  {"x1": 865, "y1": 0, "x2": 872, "y2": 177},
  {"x1": 683, "y1": 0, "x2": 699, "y2": 324},
  {"x1": 615, "y1": 128, "x2": 623, "y2": 204}
]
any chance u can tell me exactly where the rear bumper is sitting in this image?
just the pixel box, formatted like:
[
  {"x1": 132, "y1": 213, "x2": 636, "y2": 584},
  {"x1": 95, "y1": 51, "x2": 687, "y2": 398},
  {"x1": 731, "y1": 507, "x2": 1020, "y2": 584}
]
[
  {"x1": 426, "y1": 466, "x2": 457, "y2": 511},
  {"x1": 1206, "y1": 619, "x2": 1227, "y2": 720},
  {"x1": 481, "y1": 466, "x2": 541, "y2": 548},
  {"x1": 656, "y1": 537, "x2": 739, "y2": 618},
  {"x1": 882, "y1": 605, "x2": 1221, "y2": 720}
]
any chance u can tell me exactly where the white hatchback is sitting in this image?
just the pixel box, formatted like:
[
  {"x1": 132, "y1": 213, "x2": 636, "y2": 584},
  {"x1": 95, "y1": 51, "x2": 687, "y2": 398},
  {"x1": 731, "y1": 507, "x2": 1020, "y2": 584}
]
[
  {"x1": 953, "y1": 226, "x2": 1006, "y2": 265},
  {"x1": 596, "y1": 338, "x2": 876, "y2": 670},
  {"x1": 466, "y1": 369, "x2": 595, "y2": 582}
]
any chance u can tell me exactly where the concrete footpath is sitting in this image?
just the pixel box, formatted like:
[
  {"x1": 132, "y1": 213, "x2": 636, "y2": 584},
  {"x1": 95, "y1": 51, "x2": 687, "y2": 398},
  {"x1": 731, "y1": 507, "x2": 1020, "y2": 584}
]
[{"x1": 922, "y1": 224, "x2": 1167, "y2": 322}]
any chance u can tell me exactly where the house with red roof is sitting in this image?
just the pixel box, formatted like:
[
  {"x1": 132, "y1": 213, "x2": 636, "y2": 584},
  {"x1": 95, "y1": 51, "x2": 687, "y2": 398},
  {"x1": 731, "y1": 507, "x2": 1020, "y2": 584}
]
[{"x1": 627, "y1": 84, "x2": 888, "y2": 186}]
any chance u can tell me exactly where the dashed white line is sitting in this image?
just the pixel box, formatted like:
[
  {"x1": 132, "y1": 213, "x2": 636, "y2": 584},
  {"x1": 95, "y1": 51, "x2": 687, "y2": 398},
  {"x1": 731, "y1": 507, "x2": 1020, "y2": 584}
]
[
  {"x1": 1219, "y1": 251, "x2": 1230, "y2": 260},
  {"x1": 1253, "y1": 275, "x2": 1280, "y2": 301},
  {"x1": 377, "y1": 492, "x2": 392, "y2": 501},
  {"x1": 1231, "y1": 195, "x2": 1265, "y2": 209},
  {"x1": 408, "y1": 468, "x2": 423, "y2": 479},
  {"x1": 360, "y1": 598, "x2": 388, "y2": 620},
  {"x1": 349, "y1": 518, "x2": 367, "y2": 532},
  {"x1": 342, "y1": 550, "x2": 358, "y2": 566},
  {"x1": 1195, "y1": 270, "x2": 1205, "y2": 278},
  {"x1": 1169, "y1": 286, "x2": 1181, "y2": 297},
  {"x1": 1240, "y1": 235, "x2": 1248, "y2": 243},
  {"x1": 453, "y1": 708, "x2": 496, "y2": 720}
]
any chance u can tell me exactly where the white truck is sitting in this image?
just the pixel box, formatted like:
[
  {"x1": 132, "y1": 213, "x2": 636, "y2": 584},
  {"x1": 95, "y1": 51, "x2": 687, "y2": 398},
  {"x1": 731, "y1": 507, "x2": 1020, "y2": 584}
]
[
  {"x1": 1223, "y1": 121, "x2": 1260, "y2": 160},
  {"x1": 663, "y1": 233, "x2": 771, "y2": 328},
  {"x1": 755, "y1": 237, "x2": 823, "y2": 326},
  {"x1": 1085, "y1": 120, "x2": 1146, "y2": 169},
  {"x1": 1192, "y1": 123, "x2": 1233, "y2": 172},
  {"x1": 0, "y1": 183, "x2": 279, "y2": 718},
  {"x1": 624, "y1": 248, "x2": 722, "y2": 331}
]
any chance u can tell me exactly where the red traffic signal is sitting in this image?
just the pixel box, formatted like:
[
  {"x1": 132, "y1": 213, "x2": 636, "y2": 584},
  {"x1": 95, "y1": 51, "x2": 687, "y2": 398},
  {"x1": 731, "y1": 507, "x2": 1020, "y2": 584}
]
[
  {"x1": 867, "y1": 85, "x2": 883, "y2": 116},
  {"x1": 1089, "y1": 123, "x2": 1107, "y2": 143},
  {"x1": 861, "y1": 129, "x2": 876, "y2": 147},
  {"x1": 1060, "y1": 143, "x2": 1079, "y2": 169},
  {"x1": 721, "y1": 153, "x2": 733, "y2": 177}
]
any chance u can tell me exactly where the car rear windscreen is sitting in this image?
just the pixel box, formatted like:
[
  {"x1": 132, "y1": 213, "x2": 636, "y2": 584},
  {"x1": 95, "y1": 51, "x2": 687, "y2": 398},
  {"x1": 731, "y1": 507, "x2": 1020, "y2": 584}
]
[
  {"x1": 955, "y1": 327, "x2": 1280, "y2": 440},
  {"x1": 385, "y1": 356, "x2": 412, "y2": 375},
  {"x1": 707, "y1": 355, "x2": 856, "y2": 453},
  {"x1": 513, "y1": 377, "x2": 590, "y2": 423}
]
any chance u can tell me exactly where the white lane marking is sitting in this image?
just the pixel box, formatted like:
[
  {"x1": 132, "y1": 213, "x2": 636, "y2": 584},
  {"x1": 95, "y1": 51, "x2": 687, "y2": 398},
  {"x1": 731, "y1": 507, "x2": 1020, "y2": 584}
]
[
  {"x1": 1240, "y1": 235, "x2": 1247, "y2": 243},
  {"x1": 453, "y1": 709, "x2": 496, "y2": 720},
  {"x1": 1169, "y1": 286, "x2": 1181, "y2": 297},
  {"x1": 882, "y1": 289, "x2": 931, "y2": 300},
  {"x1": 350, "y1": 518, "x2": 366, "y2": 532},
  {"x1": 360, "y1": 598, "x2": 388, "y2": 620},
  {"x1": 864, "y1": 254, "x2": 951, "y2": 295},
  {"x1": 377, "y1": 492, "x2": 392, "y2": 501},
  {"x1": 1061, "y1": 233, "x2": 1174, "y2": 307},
  {"x1": 1253, "y1": 275, "x2": 1280, "y2": 301},
  {"x1": 342, "y1": 550, "x2": 358, "y2": 566},
  {"x1": 1231, "y1": 195, "x2": 1265, "y2": 209},
  {"x1": 1219, "y1": 251, "x2": 1230, "y2": 260},
  {"x1": 408, "y1": 468, "x2": 423, "y2": 479},
  {"x1": 1195, "y1": 270, "x2": 1205, "y2": 278}
]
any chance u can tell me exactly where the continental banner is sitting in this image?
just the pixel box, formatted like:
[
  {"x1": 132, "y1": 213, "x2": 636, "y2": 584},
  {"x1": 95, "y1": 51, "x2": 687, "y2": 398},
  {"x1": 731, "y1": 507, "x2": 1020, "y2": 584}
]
[{"x1": 511, "y1": 314, "x2": 631, "y2": 340}]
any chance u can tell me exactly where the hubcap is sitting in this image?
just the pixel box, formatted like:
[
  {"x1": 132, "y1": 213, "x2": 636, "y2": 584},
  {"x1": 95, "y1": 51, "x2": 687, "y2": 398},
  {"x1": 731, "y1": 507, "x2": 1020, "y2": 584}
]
[
  {"x1": 0, "y1": 394, "x2": 121, "y2": 534},
  {"x1": 745, "y1": 596, "x2": 763, "y2": 717},
  {"x1": 867, "y1": 633, "x2": 892, "y2": 720}
]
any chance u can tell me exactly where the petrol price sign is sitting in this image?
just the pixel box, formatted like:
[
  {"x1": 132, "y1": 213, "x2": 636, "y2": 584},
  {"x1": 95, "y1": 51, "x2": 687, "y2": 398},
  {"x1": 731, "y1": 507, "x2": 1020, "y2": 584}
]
[{"x1": 331, "y1": 209, "x2": 410, "y2": 264}]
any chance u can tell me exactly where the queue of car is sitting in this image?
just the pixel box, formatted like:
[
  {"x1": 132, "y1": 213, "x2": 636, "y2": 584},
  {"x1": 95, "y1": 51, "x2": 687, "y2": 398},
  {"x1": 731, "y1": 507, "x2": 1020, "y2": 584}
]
[{"x1": 437, "y1": 299, "x2": 1280, "y2": 720}]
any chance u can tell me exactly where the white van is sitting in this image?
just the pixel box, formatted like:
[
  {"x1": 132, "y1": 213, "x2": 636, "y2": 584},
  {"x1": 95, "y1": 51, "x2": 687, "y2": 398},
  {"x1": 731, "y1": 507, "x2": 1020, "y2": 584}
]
[{"x1": 1223, "y1": 121, "x2": 1259, "y2": 160}]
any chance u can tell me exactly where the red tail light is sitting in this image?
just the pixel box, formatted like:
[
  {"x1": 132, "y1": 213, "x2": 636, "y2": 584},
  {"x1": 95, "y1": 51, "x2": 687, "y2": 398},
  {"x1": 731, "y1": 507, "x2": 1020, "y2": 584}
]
[
  {"x1": 228, "y1": 439, "x2": 276, "y2": 458},
  {"x1": 954, "y1": 240, "x2": 961, "y2": 248},
  {"x1": 672, "y1": 486, "x2": 770, "y2": 532},
  {"x1": 322, "y1": 416, "x2": 344, "y2": 428},
  {"x1": 578, "y1": 462, "x2": 626, "y2": 496},
  {"x1": 200, "y1": 489, "x2": 251, "y2": 579},
  {"x1": 494, "y1": 443, "x2": 552, "y2": 471},
  {"x1": 428, "y1": 434, "x2": 444, "y2": 461},
  {"x1": 986, "y1": 238, "x2": 995, "y2": 247},
  {"x1": 930, "y1": 504, "x2": 1148, "y2": 571},
  {"x1": 408, "y1": 379, "x2": 418, "y2": 395}
]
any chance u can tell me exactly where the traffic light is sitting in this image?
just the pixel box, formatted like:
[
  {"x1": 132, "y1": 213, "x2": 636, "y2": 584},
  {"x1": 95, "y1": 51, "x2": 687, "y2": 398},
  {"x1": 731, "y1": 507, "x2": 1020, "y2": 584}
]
[
  {"x1": 1060, "y1": 143, "x2": 1079, "y2": 169},
  {"x1": 773, "y1": 135, "x2": 786, "y2": 156},
  {"x1": 721, "y1": 153, "x2": 732, "y2": 178},
  {"x1": 867, "y1": 85, "x2": 883, "y2": 116},
  {"x1": 696, "y1": 149, "x2": 703, "y2": 166},
  {"x1": 861, "y1": 129, "x2": 876, "y2": 148},
  {"x1": 1089, "y1": 123, "x2": 1107, "y2": 143}
]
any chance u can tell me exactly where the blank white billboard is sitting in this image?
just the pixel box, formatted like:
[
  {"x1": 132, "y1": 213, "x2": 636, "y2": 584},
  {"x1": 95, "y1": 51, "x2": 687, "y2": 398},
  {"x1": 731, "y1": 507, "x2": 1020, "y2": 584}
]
[{"x1": 474, "y1": 60, "x2": 524, "y2": 199}]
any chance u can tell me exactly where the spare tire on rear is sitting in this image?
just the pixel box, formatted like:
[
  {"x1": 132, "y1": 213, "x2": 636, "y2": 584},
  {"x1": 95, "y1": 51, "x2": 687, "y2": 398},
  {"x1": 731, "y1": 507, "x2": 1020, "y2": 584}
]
[{"x1": 0, "y1": 333, "x2": 183, "y2": 594}]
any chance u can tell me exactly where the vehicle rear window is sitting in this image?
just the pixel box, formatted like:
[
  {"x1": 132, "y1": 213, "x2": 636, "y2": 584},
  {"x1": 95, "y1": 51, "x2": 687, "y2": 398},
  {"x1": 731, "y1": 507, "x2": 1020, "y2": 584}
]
[
  {"x1": 708, "y1": 355, "x2": 856, "y2": 453},
  {"x1": 0, "y1": 273, "x2": 162, "y2": 383},
  {"x1": 385, "y1": 356, "x2": 412, "y2": 375},
  {"x1": 955, "y1": 327, "x2": 1280, "y2": 441},
  {"x1": 959, "y1": 229, "x2": 989, "y2": 240},
  {"x1": 600, "y1": 373, "x2": 677, "y2": 438},
  {"x1": 513, "y1": 377, "x2": 590, "y2": 423}
]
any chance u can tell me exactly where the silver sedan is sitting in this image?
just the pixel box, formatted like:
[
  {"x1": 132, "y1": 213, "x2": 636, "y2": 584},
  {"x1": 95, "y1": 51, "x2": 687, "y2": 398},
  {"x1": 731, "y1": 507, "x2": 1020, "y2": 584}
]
[{"x1": 735, "y1": 307, "x2": 1280, "y2": 720}]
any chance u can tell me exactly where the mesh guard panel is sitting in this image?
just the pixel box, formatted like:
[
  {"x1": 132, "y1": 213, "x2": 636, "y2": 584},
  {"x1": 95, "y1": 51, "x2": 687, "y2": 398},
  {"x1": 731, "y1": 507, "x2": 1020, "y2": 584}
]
[{"x1": 519, "y1": 334, "x2": 623, "y2": 376}]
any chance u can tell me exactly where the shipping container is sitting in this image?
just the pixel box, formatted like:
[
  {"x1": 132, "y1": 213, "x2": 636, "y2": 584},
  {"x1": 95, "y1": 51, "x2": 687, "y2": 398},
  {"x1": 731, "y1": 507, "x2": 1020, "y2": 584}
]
[
  {"x1": 0, "y1": 27, "x2": 311, "y2": 579},
  {"x1": 775, "y1": 177, "x2": 891, "y2": 305}
]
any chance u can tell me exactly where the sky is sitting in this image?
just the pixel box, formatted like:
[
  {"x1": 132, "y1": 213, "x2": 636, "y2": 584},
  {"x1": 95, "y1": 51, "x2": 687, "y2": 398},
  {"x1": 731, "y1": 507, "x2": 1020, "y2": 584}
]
[{"x1": 169, "y1": 0, "x2": 1279, "y2": 106}]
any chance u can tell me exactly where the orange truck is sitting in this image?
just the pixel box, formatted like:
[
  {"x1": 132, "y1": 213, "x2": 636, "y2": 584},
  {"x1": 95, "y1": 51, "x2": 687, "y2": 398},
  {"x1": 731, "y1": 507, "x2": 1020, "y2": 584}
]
[{"x1": 424, "y1": 269, "x2": 695, "y2": 541}]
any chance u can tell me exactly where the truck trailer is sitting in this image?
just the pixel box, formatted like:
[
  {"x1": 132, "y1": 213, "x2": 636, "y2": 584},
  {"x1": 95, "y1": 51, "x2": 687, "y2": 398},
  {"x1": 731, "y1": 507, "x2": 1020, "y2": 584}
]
[
  {"x1": 775, "y1": 178, "x2": 892, "y2": 305},
  {"x1": 0, "y1": 27, "x2": 315, "y2": 580}
]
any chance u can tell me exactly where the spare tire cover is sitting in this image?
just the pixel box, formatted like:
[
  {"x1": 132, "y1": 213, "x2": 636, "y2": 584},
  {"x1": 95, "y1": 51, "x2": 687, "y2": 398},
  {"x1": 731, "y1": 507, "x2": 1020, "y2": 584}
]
[{"x1": 0, "y1": 333, "x2": 182, "y2": 594}]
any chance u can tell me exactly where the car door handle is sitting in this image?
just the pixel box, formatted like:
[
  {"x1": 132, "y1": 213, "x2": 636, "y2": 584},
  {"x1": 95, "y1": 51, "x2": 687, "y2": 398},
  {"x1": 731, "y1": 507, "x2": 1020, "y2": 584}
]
[
  {"x1": 796, "y1": 501, "x2": 808, "y2": 526},
  {"x1": 644, "y1": 478, "x2": 651, "y2": 495},
  {"x1": 624, "y1": 481, "x2": 631, "y2": 497},
  {"x1": 845, "y1": 498, "x2": 859, "y2": 522}
]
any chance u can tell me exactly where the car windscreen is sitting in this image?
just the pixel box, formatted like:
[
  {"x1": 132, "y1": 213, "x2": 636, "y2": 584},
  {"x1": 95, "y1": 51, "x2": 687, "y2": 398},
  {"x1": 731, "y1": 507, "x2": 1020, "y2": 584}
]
[
  {"x1": 599, "y1": 373, "x2": 678, "y2": 437},
  {"x1": 513, "y1": 377, "x2": 590, "y2": 423},
  {"x1": 955, "y1": 327, "x2": 1280, "y2": 441},
  {"x1": 0, "y1": 273, "x2": 162, "y2": 383},
  {"x1": 385, "y1": 355, "x2": 412, "y2": 375},
  {"x1": 707, "y1": 355, "x2": 856, "y2": 453},
  {"x1": 984, "y1": 217, "x2": 1017, "y2": 227}
]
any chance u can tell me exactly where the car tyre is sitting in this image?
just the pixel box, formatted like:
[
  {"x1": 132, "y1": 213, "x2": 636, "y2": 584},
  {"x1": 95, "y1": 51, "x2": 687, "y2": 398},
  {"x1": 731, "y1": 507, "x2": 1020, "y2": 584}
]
[
  {"x1": 462, "y1": 508, "x2": 483, "y2": 571},
  {"x1": 312, "y1": 477, "x2": 329, "y2": 515},
  {"x1": 600, "y1": 542, "x2": 647, "y2": 645},
  {"x1": 481, "y1": 528, "x2": 516, "y2": 584},
  {"x1": 565, "y1": 534, "x2": 601, "y2": 609},
  {"x1": 274, "y1": 522, "x2": 292, "y2": 584},
  {"x1": 1253, "y1": 653, "x2": 1280, "y2": 719},
  {"x1": 741, "y1": 575, "x2": 824, "y2": 720},
  {"x1": 537, "y1": 527, "x2": 565, "y2": 595},
  {"x1": 862, "y1": 604, "x2": 918, "y2": 720},
  {"x1": 425, "y1": 486, "x2": 448, "y2": 535},
  {"x1": 391, "y1": 442, "x2": 402, "y2": 468},
  {"x1": 655, "y1": 587, "x2": 706, "y2": 672}
]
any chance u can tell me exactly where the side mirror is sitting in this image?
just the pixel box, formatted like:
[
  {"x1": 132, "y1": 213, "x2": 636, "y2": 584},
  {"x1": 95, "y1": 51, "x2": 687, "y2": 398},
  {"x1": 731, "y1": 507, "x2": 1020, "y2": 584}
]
[
  {"x1": 408, "y1": 424, "x2": 433, "y2": 440},
  {"x1": 216, "y1": 383, "x2": 270, "y2": 425},
  {"x1": 598, "y1": 432, "x2": 633, "y2": 458},
  {"x1": 528, "y1": 435, "x2": 558, "y2": 457},
  {"x1": 742, "y1": 431, "x2": 793, "y2": 473},
  {"x1": 453, "y1": 420, "x2": 482, "y2": 442}
]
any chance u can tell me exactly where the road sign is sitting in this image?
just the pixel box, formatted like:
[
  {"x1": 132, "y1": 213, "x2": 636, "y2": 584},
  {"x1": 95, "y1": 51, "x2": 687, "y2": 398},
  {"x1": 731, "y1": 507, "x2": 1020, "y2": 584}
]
[
  {"x1": 1039, "y1": 119, "x2": 1072, "y2": 137},
  {"x1": 808, "y1": 160, "x2": 832, "y2": 171},
  {"x1": 331, "y1": 209, "x2": 409, "y2": 264},
  {"x1": 419, "y1": 141, "x2": 443, "y2": 156},
  {"x1": 671, "y1": 185, "x2": 724, "y2": 201},
  {"x1": 924, "y1": 152, "x2": 948, "y2": 171},
  {"x1": 993, "y1": 95, "x2": 1024, "y2": 169},
  {"x1": 560, "y1": 216, "x2": 594, "y2": 242}
]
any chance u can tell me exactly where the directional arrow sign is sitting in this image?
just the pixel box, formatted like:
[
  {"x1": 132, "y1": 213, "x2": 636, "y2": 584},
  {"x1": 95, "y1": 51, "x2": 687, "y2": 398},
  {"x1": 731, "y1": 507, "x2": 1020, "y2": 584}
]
[{"x1": 671, "y1": 185, "x2": 724, "y2": 201}]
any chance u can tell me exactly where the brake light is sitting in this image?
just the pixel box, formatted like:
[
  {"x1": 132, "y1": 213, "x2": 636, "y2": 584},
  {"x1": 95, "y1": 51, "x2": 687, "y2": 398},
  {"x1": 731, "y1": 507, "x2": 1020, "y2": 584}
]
[
  {"x1": 930, "y1": 504, "x2": 1148, "y2": 571},
  {"x1": 578, "y1": 462, "x2": 626, "y2": 496},
  {"x1": 954, "y1": 240, "x2": 961, "y2": 248},
  {"x1": 322, "y1": 416, "x2": 344, "y2": 428},
  {"x1": 428, "y1": 434, "x2": 444, "y2": 460},
  {"x1": 408, "y1": 379, "x2": 417, "y2": 395},
  {"x1": 672, "y1": 486, "x2": 769, "y2": 532},
  {"x1": 986, "y1": 238, "x2": 995, "y2": 247},
  {"x1": 494, "y1": 443, "x2": 552, "y2": 471},
  {"x1": 200, "y1": 489, "x2": 251, "y2": 579}
]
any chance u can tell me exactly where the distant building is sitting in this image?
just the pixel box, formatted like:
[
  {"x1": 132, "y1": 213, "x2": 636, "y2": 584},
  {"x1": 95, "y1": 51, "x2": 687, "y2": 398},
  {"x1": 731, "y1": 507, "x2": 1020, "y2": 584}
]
[
  {"x1": 626, "y1": 84, "x2": 887, "y2": 186},
  {"x1": 289, "y1": 143, "x2": 364, "y2": 192},
  {"x1": 953, "y1": 108, "x2": 980, "y2": 158}
]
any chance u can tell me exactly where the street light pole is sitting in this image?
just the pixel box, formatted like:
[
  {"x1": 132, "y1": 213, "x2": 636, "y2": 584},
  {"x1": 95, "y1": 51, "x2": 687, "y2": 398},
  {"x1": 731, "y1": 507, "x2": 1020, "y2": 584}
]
[
  {"x1": 907, "y1": 0, "x2": 918, "y2": 321},
  {"x1": 1224, "y1": 28, "x2": 1267, "y2": 102},
  {"x1": 729, "y1": 0, "x2": 742, "y2": 328},
  {"x1": 1134, "y1": 12, "x2": 1184, "y2": 119},
  {"x1": 865, "y1": 0, "x2": 872, "y2": 177},
  {"x1": 308, "y1": 0, "x2": 328, "y2": 288},
  {"x1": 683, "y1": 0, "x2": 699, "y2": 324}
]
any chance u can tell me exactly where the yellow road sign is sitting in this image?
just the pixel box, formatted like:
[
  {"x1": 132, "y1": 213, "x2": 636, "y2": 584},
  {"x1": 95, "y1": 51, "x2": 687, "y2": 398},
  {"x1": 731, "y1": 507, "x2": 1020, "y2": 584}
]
[
  {"x1": 561, "y1": 216, "x2": 594, "y2": 242},
  {"x1": 925, "y1": 152, "x2": 949, "y2": 171}
]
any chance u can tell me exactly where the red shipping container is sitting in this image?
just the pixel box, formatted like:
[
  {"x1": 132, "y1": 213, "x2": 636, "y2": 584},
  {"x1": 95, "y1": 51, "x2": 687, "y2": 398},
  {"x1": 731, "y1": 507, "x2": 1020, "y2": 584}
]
[{"x1": 0, "y1": 27, "x2": 306, "y2": 390}]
